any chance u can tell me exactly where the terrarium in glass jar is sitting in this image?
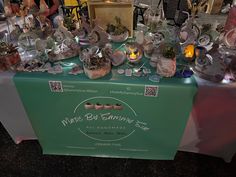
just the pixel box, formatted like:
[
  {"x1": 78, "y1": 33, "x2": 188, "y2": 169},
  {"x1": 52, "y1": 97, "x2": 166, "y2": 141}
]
[
  {"x1": 156, "y1": 43, "x2": 176, "y2": 77},
  {"x1": 80, "y1": 45, "x2": 111, "y2": 79},
  {"x1": 0, "y1": 42, "x2": 21, "y2": 71}
]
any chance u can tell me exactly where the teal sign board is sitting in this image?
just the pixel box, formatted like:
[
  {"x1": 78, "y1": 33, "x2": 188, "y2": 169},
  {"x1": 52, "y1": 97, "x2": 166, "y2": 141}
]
[{"x1": 14, "y1": 64, "x2": 197, "y2": 160}]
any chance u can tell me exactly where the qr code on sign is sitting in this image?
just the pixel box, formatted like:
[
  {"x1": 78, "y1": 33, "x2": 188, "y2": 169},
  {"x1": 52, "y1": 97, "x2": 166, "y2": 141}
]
[
  {"x1": 49, "y1": 81, "x2": 63, "y2": 92},
  {"x1": 144, "y1": 85, "x2": 159, "y2": 97}
]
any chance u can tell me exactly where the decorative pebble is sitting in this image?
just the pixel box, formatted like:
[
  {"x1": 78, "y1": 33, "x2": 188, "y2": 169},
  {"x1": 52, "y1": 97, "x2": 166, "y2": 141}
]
[
  {"x1": 68, "y1": 65, "x2": 84, "y2": 75},
  {"x1": 117, "y1": 69, "x2": 125, "y2": 74},
  {"x1": 48, "y1": 65, "x2": 63, "y2": 74},
  {"x1": 149, "y1": 61, "x2": 157, "y2": 68},
  {"x1": 149, "y1": 74, "x2": 162, "y2": 82},
  {"x1": 143, "y1": 68, "x2": 151, "y2": 74},
  {"x1": 125, "y1": 69, "x2": 132, "y2": 76},
  {"x1": 133, "y1": 71, "x2": 142, "y2": 77}
]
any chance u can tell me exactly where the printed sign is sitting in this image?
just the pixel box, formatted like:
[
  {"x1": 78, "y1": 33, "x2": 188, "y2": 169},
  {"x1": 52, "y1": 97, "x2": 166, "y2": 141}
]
[
  {"x1": 14, "y1": 73, "x2": 196, "y2": 160},
  {"x1": 61, "y1": 97, "x2": 150, "y2": 142}
]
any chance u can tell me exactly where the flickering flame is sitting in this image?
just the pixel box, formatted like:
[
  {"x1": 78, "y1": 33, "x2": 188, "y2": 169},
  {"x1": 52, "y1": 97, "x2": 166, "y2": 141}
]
[
  {"x1": 186, "y1": 51, "x2": 192, "y2": 57},
  {"x1": 184, "y1": 44, "x2": 195, "y2": 59},
  {"x1": 130, "y1": 52, "x2": 138, "y2": 60},
  {"x1": 129, "y1": 48, "x2": 139, "y2": 60}
]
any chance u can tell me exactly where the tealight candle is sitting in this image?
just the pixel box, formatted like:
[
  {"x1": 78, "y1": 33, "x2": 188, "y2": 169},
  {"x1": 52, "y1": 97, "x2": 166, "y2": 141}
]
[
  {"x1": 128, "y1": 47, "x2": 139, "y2": 60},
  {"x1": 125, "y1": 43, "x2": 142, "y2": 63},
  {"x1": 184, "y1": 44, "x2": 195, "y2": 61},
  {"x1": 130, "y1": 52, "x2": 137, "y2": 60}
]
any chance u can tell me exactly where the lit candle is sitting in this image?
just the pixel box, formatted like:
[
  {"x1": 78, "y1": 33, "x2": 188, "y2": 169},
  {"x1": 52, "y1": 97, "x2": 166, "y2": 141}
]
[
  {"x1": 184, "y1": 44, "x2": 195, "y2": 61},
  {"x1": 129, "y1": 47, "x2": 139, "y2": 60},
  {"x1": 186, "y1": 51, "x2": 192, "y2": 58},
  {"x1": 130, "y1": 51, "x2": 137, "y2": 60}
]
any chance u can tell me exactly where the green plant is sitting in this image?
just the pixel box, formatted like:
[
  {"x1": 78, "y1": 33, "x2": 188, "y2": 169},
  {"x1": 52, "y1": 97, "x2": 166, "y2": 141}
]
[
  {"x1": 84, "y1": 54, "x2": 107, "y2": 70},
  {"x1": 162, "y1": 44, "x2": 176, "y2": 59},
  {"x1": 106, "y1": 17, "x2": 128, "y2": 35},
  {"x1": 201, "y1": 24, "x2": 212, "y2": 34},
  {"x1": 64, "y1": 14, "x2": 77, "y2": 31}
]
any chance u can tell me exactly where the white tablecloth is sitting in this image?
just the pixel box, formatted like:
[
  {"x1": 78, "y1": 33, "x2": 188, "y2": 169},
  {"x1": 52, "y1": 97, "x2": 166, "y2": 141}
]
[{"x1": 0, "y1": 72, "x2": 36, "y2": 144}]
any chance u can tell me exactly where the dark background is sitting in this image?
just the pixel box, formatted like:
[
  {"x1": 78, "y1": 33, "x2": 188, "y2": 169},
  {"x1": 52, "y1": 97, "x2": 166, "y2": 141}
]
[{"x1": 0, "y1": 123, "x2": 235, "y2": 177}]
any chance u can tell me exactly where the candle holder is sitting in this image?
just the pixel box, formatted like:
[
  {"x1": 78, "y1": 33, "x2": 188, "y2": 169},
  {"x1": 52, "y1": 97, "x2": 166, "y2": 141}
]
[
  {"x1": 183, "y1": 44, "x2": 195, "y2": 62},
  {"x1": 197, "y1": 34, "x2": 211, "y2": 47},
  {"x1": 125, "y1": 42, "x2": 142, "y2": 64},
  {"x1": 192, "y1": 44, "x2": 226, "y2": 82},
  {"x1": 194, "y1": 46, "x2": 208, "y2": 68}
]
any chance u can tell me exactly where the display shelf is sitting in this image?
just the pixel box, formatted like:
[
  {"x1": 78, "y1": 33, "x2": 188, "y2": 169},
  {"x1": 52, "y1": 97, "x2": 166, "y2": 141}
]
[{"x1": 88, "y1": 0, "x2": 133, "y2": 36}]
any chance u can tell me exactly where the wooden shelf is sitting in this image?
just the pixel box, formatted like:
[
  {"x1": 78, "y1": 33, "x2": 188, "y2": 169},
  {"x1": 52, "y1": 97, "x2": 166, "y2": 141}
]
[
  {"x1": 89, "y1": 1, "x2": 132, "y2": 5},
  {"x1": 88, "y1": 0, "x2": 134, "y2": 36}
]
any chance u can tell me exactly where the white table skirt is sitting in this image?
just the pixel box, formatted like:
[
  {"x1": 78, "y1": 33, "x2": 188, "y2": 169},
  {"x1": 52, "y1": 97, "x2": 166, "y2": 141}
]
[{"x1": 0, "y1": 72, "x2": 36, "y2": 144}]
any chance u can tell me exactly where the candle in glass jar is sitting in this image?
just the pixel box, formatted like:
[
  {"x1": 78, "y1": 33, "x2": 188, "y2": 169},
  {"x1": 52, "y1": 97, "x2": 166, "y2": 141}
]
[
  {"x1": 129, "y1": 48, "x2": 139, "y2": 60},
  {"x1": 130, "y1": 52, "x2": 137, "y2": 60},
  {"x1": 184, "y1": 44, "x2": 195, "y2": 60}
]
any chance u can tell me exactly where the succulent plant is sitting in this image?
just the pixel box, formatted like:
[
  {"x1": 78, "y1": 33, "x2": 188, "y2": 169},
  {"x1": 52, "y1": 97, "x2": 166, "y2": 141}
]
[
  {"x1": 106, "y1": 17, "x2": 128, "y2": 35},
  {"x1": 64, "y1": 14, "x2": 77, "y2": 31},
  {"x1": 161, "y1": 43, "x2": 176, "y2": 59},
  {"x1": 84, "y1": 52, "x2": 107, "y2": 70}
]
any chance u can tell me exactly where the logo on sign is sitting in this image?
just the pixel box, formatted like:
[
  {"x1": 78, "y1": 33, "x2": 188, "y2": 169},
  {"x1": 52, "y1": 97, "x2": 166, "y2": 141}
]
[{"x1": 61, "y1": 97, "x2": 150, "y2": 142}]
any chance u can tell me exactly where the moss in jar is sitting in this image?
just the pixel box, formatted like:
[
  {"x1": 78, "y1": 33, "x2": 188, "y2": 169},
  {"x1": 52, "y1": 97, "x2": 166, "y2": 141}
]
[
  {"x1": 162, "y1": 45, "x2": 176, "y2": 59},
  {"x1": 106, "y1": 17, "x2": 128, "y2": 35},
  {"x1": 63, "y1": 14, "x2": 77, "y2": 31}
]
